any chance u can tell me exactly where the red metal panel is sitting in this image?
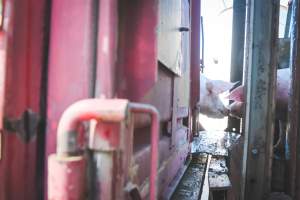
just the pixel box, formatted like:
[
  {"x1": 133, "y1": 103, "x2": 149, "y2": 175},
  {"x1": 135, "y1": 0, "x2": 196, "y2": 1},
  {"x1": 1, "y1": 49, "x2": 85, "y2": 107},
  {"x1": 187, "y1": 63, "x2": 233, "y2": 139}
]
[
  {"x1": 46, "y1": 0, "x2": 94, "y2": 162},
  {"x1": 46, "y1": 0, "x2": 95, "y2": 196},
  {"x1": 0, "y1": 0, "x2": 46, "y2": 199},
  {"x1": 117, "y1": 0, "x2": 158, "y2": 101}
]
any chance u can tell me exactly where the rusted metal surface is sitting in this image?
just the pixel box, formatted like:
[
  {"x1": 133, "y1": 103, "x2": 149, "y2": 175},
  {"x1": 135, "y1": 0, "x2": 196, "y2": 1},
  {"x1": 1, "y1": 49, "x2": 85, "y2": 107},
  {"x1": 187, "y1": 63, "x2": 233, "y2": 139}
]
[
  {"x1": 117, "y1": 0, "x2": 158, "y2": 101},
  {"x1": 191, "y1": 131, "x2": 241, "y2": 156},
  {"x1": 286, "y1": 0, "x2": 300, "y2": 198},
  {"x1": 0, "y1": 0, "x2": 47, "y2": 199},
  {"x1": 228, "y1": 0, "x2": 246, "y2": 133},
  {"x1": 171, "y1": 154, "x2": 209, "y2": 200},
  {"x1": 241, "y1": 1, "x2": 279, "y2": 199},
  {"x1": 48, "y1": 155, "x2": 86, "y2": 200}
]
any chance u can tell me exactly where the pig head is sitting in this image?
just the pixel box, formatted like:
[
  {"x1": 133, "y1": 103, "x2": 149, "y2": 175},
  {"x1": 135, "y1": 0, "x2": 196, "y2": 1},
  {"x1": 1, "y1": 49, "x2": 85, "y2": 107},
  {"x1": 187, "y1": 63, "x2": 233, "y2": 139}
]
[
  {"x1": 197, "y1": 74, "x2": 237, "y2": 118},
  {"x1": 228, "y1": 68, "x2": 290, "y2": 121}
]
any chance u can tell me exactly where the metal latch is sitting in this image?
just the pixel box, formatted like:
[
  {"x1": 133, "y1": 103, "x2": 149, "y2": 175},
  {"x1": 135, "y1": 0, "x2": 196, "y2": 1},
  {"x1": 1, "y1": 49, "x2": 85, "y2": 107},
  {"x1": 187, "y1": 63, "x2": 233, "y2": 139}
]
[{"x1": 3, "y1": 109, "x2": 40, "y2": 143}]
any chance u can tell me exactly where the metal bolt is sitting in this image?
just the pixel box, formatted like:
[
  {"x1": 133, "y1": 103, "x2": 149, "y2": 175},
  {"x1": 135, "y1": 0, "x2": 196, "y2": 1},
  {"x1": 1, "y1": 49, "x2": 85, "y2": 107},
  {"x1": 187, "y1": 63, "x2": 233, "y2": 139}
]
[{"x1": 251, "y1": 148, "x2": 258, "y2": 155}]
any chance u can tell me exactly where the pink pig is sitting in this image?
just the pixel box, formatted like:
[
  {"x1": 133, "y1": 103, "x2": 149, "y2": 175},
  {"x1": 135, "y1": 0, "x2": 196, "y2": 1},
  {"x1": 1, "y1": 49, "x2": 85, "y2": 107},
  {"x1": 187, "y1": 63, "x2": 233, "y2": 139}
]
[
  {"x1": 198, "y1": 74, "x2": 237, "y2": 118},
  {"x1": 228, "y1": 68, "x2": 290, "y2": 121}
]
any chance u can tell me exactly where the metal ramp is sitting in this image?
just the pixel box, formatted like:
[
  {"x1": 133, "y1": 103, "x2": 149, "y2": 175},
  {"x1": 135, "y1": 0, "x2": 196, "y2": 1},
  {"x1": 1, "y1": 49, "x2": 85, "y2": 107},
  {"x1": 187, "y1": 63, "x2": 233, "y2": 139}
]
[{"x1": 170, "y1": 131, "x2": 241, "y2": 200}]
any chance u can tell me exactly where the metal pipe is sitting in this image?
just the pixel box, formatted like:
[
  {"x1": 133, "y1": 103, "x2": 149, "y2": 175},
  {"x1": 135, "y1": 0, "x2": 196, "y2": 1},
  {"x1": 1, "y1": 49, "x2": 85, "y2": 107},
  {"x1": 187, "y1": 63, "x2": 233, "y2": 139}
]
[
  {"x1": 190, "y1": 0, "x2": 201, "y2": 109},
  {"x1": 128, "y1": 103, "x2": 159, "y2": 200},
  {"x1": 286, "y1": 0, "x2": 300, "y2": 198},
  {"x1": 56, "y1": 99, "x2": 129, "y2": 156},
  {"x1": 227, "y1": 0, "x2": 246, "y2": 133},
  {"x1": 190, "y1": 0, "x2": 201, "y2": 135}
]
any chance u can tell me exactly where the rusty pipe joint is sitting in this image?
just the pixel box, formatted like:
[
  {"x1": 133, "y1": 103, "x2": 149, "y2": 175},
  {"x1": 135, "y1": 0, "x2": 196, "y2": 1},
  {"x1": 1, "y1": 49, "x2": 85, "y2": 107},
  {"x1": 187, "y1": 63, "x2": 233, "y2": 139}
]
[
  {"x1": 56, "y1": 99, "x2": 129, "y2": 156},
  {"x1": 55, "y1": 99, "x2": 159, "y2": 200}
]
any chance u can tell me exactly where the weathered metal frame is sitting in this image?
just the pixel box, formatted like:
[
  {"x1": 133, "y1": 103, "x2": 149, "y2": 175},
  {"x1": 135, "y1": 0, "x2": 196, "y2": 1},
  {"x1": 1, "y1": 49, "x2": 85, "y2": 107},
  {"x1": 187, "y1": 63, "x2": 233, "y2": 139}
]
[
  {"x1": 241, "y1": 0, "x2": 279, "y2": 199},
  {"x1": 286, "y1": 0, "x2": 300, "y2": 198}
]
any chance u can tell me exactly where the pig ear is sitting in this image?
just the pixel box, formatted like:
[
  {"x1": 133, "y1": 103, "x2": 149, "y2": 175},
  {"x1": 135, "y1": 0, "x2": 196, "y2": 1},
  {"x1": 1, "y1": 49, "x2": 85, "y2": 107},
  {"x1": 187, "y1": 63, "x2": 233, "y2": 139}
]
[
  {"x1": 208, "y1": 80, "x2": 239, "y2": 94},
  {"x1": 226, "y1": 85, "x2": 244, "y2": 102}
]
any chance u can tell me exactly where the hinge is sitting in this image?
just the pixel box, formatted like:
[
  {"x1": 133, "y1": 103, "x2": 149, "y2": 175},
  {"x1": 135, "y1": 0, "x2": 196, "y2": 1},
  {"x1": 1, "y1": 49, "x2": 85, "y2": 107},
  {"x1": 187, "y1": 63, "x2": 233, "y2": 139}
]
[{"x1": 3, "y1": 109, "x2": 40, "y2": 143}]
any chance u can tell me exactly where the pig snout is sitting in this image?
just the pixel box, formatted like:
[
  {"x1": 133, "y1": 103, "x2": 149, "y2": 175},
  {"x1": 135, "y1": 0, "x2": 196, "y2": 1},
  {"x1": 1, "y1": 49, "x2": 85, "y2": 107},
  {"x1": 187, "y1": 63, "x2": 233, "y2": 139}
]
[
  {"x1": 198, "y1": 74, "x2": 236, "y2": 119},
  {"x1": 199, "y1": 103, "x2": 229, "y2": 119},
  {"x1": 227, "y1": 68, "x2": 290, "y2": 120},
  {"x1": 220, "y1": 107, "x2": 230, "y2": 116},
  {"x1": 198, "y1": 94, "x2": 230, "y2": 118},
  {"x1": 228, "y1": 101, "x2": 244, "y2": 119}
]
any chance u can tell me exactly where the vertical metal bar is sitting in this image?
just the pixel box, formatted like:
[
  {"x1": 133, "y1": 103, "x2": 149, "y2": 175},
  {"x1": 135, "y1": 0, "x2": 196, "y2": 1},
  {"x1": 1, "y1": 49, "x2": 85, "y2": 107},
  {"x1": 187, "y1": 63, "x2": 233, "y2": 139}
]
[
  {"x1": 95, "y1": 0, "x2": 118, "y2": 98},
  {"x1": 284, "y1": 2, "x2": 292, "y2": 38},
  {"x1": 227, "y1": 0, "x2": 246, "y2": 133},
  {"x1": 241, "y1": 0, "x2": 279, "y2": 200},
  {"x1": 171, "y1": 77, "x2": 179, "y2": 148},
  {"x1": 129, "y1": 103, "x2": 159, "y2": 200},
  {"x1": 200, "y1": 16, "x2": 205, "y2": 72},
  {"x1": 190, "y1": 0, "x2": 201, "y2": 134},
  {"x1": 227, "y1": 2, "x2": 246, "y2": 199},
  {"x1": 286, "y1": 0, "x2": 300, "y2": 198}
]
